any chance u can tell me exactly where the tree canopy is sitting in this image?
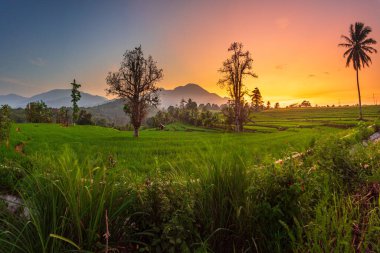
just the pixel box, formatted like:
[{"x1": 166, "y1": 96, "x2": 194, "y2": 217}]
[
  {"x1": 106, "y1": 46, "x2": 163, "y2": 137},
  {"x1": 218, "y1": 42, "x2": 257, "y2": 132}
]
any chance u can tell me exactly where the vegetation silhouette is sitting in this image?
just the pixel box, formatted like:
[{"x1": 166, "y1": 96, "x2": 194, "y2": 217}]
[
  {"x1": 218, "y1": 42, "x2": 257, "y2": 132},
  {"x1": 70, "y1": 79, "x2": 81, "y2": 124},
  {"x1": 251, "y1": 87, "x2": 264, "y2": 111},
  {"x1": 106, "y1": 45, "x2": 163, "y2": 137},
  {"x1": 339, "y1": 22, "x2": 377, "y2": 120}
]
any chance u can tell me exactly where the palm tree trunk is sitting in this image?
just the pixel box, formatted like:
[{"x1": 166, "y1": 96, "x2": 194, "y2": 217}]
[{"x1": 356, "y1": 69, "x2": 363, "y2": 120}]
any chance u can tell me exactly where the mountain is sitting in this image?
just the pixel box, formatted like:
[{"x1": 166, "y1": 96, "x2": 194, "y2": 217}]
[
  {"x1": 0, "y1": 89, "x2": 108, "y2": 108},
  {"x1": 0, "y1": 94, "x2": 27, "y2": 107},
  {"x1": 158, "y1": 83, "x2": 229, "y2": 108},
  {"x1": 1, "y1": 83, "x2": 228, "y2": 125},
  {"x1": 87, "y1": 83, "x2": 228, "y2": 126},
  {"x1": 27, "y1": 89, "x2": 108, "y2": 108}
]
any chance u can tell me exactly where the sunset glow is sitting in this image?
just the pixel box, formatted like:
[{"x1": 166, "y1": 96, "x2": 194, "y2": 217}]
[{"x1": 1, "y1": 0, "x2": 379, "y2": 106}]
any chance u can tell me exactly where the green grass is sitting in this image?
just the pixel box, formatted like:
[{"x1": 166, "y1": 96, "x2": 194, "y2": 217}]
[
  {"x1": 1, "y1": 106, "x2": 380, "y2": 252},
  {"x1": 249, "y1": 105, "x2": 380, "y2": 128},
  {"x1": 7, "y1": 122, "x2": 341, "y2": 174}
]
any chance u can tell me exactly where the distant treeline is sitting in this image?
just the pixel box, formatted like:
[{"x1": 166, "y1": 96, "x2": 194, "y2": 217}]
[
  {"x1": 147, "y1": 99, "x2": 221, "y2": 128},
  {"x1": 9, "y1": 101, "x2": 105, "y2": 126},
  {"x1": 146, "y1": 97, "x2": 315, "y2": 130},
  {"x1": 5, "y1": 97, "x2": 333, "y2": 129}
]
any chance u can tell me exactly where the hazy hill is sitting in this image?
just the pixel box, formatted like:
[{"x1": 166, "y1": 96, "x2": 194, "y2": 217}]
[
  {"x1": 0, "y1": 89, "x2": 108, "y2": 108},
  {"x1": 159, "y1": 83, "x2": 228, "y2": 108},
  {"x1": 87, "y1": 83, "x2": 228, "y2": 125},
  {"x1": 2, "y1": 83, "x2": 229, "y2": 125},
  {"x1": 0, "y1": 94, "x2": 27, "y2": 107}
]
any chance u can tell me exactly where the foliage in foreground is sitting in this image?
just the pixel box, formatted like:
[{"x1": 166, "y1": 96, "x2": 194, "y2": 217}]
[{"x1": 1, "y1": 124, "x2": 380, "y2": 252}]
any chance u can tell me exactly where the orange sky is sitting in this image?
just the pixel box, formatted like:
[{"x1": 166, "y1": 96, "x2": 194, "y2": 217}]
[
  {"x1": 2, "y1": 0, "x2": 379, "y2": 106},
  {"x1": 142, "y1": 0, "x2": 380, "y2": 106}
]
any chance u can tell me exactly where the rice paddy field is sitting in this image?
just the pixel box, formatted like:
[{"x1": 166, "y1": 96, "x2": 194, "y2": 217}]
[
  {"x1": 1, "y1": 105, "x2": 380, "y2": 253},
  {"x1": 6, "y1": 106, "x2": 380, "y2": 167}
]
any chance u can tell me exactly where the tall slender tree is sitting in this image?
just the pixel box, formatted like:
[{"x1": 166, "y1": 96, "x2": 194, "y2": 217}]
[
  {"x1": 250, "y1": 87, "x2": 263, "y2": 111},
  {"x1": 71, "y1": 79, "x2": 82, "y2": 123},
  {"x1": 339, "y1": 22, "x2": 377, "y2": 120},
  {"x1": 106, "y1": 46, "x2": 163, "y2": 137},
  {"x1": 218, "y1": 42, "x2": 257, "y2": 132}
]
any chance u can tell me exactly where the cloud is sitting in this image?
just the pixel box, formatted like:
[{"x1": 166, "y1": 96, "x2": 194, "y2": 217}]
[
  {"x1": 0, "y1": 77, "x2": 33, "y2": 88},
  {"x1": 29, "y1": 57, "x2": 46, "y2": 67},
  {"x1": 324, "y1": 72, "x2": 330, "y2": 75},
  {"x1": 308, "y1": 74, "x2": 315, "y2": 78},
  {"x1": 275, "y1": 64, "x2": 286, "y2": 70},
  {"x1": 275, "y1": 18, "x2": 290, "y2": 29}
]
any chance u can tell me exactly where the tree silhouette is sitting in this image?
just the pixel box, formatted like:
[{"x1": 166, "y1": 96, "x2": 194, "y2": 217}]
[
  {"x1": 106, "y1": 46, "x2": 163, "y2": 137},
  {"x1": 300, "y1": 100, "x2": 311, "y2": 107},
  {"x1": 218, "y1": 42, "x2": 257, "y2": 132},
  {"x1": 71, "y1": 79, "x2": 81, "y2": 123},
  {"x1": 339, "y1": 22, "x2": 377, "y2": 120},
  {"x1": 250, "y1": 87, "x2": 263, "y2": 111}
]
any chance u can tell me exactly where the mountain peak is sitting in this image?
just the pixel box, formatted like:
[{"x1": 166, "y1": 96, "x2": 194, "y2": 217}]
[
  {"x1": 158, "y1": 83, "x2": 228, "y2": 108},
  {"x1": 173, "y1": 83, "x2": 208, "y2": 93},
  {"x1": 0, "y1": 89, "x2": 108, "y2": 108}
]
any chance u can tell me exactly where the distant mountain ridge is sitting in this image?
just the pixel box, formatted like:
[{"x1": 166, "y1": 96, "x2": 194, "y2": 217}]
[
  {"x1": 0, "y1": 83, "x2": 229, "y2": 109},
  {"x1": 159, "y1": 83, "x2": 229, "y2": 108},
  {"x1": 87, "y1": 83, "x2": 229, "y2": 126},
  {"x1": 0, "y1": 94, "x2": 27, "y2": 107},
  {"x1": 0, "y1": 89, "x2": 108, "y2": 108}
]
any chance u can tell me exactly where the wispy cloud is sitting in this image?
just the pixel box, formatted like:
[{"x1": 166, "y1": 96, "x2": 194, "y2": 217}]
[
  {"x1": 308, "y1": 74, "x2": 316, "y2": 78},
  {"x1": 275, "y1": 64, "x2": 286, "y2": 70},
  {"x1": 0, "y1": 77, "x2": 33, "y2": 88},
  {"x1": 29, "y1": 57, "x2": 46, "y2": 67},
  {"x1": 275, "y1": 18, "x2": 290, "y2": 29}
]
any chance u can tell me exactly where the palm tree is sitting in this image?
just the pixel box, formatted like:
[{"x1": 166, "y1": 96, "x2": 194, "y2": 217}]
[{"x1": 339, "y1": 22, "x2": 377, "y2": 120}]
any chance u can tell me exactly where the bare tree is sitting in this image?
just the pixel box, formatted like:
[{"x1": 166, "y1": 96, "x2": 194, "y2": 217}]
[
  {"x1": 218, "y1": 42, "x2": 257, "y2": 132},
  {"x1": 106, "y1": 46, "x2": 163, "y2": 137}
]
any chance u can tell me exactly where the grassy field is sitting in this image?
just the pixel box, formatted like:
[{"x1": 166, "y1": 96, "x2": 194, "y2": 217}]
[
  {"x1": 8, "y1": 106, "x2": 380, "y2": 167},
  {"x1": 247, "y1": 105, "x2": 380, "y2": 131},
  {"x1": 1, "y1": 106, "x2": 380, "y2": 253},
  {"x1": 6, "y1": 123, "x2": 340, "y2": 174}
]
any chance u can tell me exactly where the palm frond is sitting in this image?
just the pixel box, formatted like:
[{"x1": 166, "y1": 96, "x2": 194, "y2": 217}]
[
  {"x1": 341, "y1": 35, "x2": 353, "y2": 44},
  {"x1": 362, "y1": 46, "x2": 377, "y2": 54},
  {"x1": 358, "y1": 26, "x2": 372, "y2": 42},
  {"x1": 354, "y1": 22, "x2": 365, "y2": 41},
  {"x1": 338, "y1": 43, "x2": 352, "y2": 48},
  {"x1": 350, "y1": 24, "x2": 355, "y2": 41},
  {"x1": 361, "y1": 38, "x2": 377, "y2": 46},
  {"x1": 343, "y1": 48, "x2": 353, "y2": 57},
  {"x1": 346, "y1": 51, "x2": 354, "y2": 68},
  {"x1": 359, "y1": 50, "x2": 372, "y2": 68}
]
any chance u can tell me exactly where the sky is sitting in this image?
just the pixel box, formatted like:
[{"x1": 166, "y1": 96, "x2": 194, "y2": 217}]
[{"x1": 0, "y1": 0, "x2": 379, "y2": 106}]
